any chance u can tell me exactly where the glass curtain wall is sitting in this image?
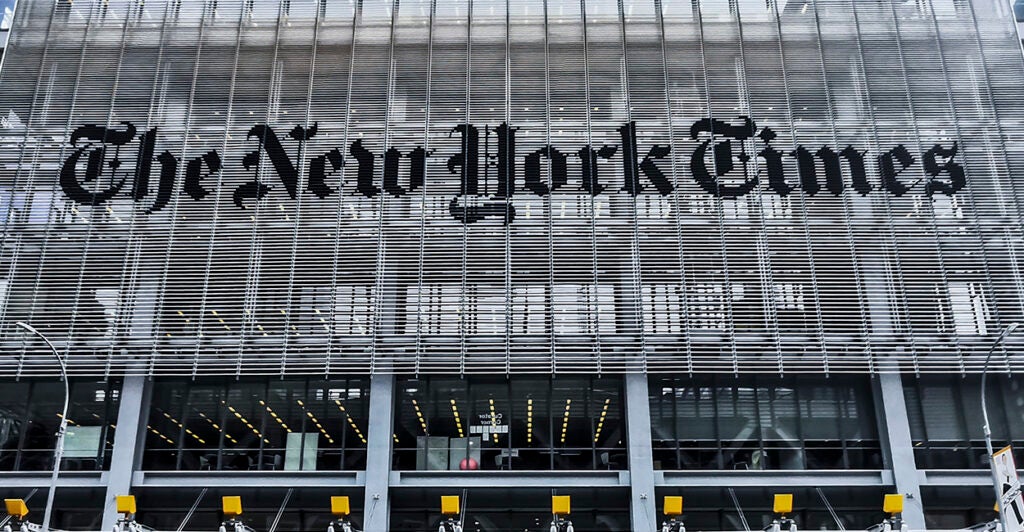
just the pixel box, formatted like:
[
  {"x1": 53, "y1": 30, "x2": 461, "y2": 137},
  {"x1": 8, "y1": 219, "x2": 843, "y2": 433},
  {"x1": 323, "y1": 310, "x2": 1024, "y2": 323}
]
[
  {"x1": 904, "y1": 374, "x2": 1024, "y2": 469},
  {"x1": 0, "y1": 378, "x2": 120, "y2": 471},
  {"x1": 650, "y1": 375, "x2": 881, "y2": 470},
  {"x1": 394, "y1": 376, "x2": 626, "y2": 471},
  {"x1": 143, "y1": 377, "x2": 369, "y2": 471}
]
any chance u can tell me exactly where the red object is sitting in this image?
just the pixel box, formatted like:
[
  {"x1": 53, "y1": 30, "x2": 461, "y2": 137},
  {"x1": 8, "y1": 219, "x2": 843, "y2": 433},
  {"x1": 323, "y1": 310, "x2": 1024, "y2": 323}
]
[{"x1": 459, "y1": 457, "x2": 479, "y2": 470}]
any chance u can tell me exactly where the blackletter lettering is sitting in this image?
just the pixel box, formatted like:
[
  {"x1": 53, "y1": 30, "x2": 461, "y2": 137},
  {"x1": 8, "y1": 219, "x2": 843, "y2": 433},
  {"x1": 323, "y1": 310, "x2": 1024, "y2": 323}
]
[
  {"x1": 184, "y1": 150, "x2": 222, "y2": 201},
  {"x1": 447, "y1": 124, "x2": 480, "y2": 196},
  {"x1": 922, "y1": 142, "x2": 964, "y2": 196},
  {"x1": 757, "y1": 128, "x2": 791, "y2": 196},
  {"x1": 350, "y1": 140, "x2": 380, "y2": 198},
  {"x1": 689, "y1": 117, "x2": 758, "y2": 198},
  {"x1": 840, "y1": 146, "x2": 872, "y2": 196},
  {"x1": 235, "y1": 124, "x2": 313, "y2": 207},
  {"x1": 524, "y1": 145, "x2": 568, "y2": 197},
  {"x1": 307, "y1": 148, "x2": 343, "y2": 199},
  {"x1": 878, "y1": 144, "x2": 915, "y2": 196},
  {"x1": 619, "y1": 121, "x2": 672, "y2": 196},
  {"x1": 383, "y1": 147, "x2": 427, "y2": 197},
  {"x1": 60, "y1": 122, "x2": 137, "y2": 206},
  {"x1": 494, "y1": 122, "x2": 517, "y2": 198},
  {"x1": 791, "y1": 145, "x2": 844, "y2": 196},
  {"x1": 578, "y1": 145, "x2": 617, "y2": 196}
]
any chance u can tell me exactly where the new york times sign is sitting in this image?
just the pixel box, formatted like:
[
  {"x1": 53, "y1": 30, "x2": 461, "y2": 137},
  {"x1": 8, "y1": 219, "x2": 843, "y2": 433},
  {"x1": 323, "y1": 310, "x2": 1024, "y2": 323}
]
[{"x1": 59, "y1": 115, "x2": 964, "y2": 224}]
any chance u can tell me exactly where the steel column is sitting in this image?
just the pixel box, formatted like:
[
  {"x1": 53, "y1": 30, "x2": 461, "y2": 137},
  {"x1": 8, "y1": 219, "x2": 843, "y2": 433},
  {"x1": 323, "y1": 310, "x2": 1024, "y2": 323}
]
[
  {"x1": 362, "y1": 373, "x2": 394, "y2": 531},
  {"x1": 101, "y1": 376, "x2": 149, "y2": 531},
  {"x1": 625, "y1": 373, "x2": 657, "y2": 531},
  {"x1": 875, "y1": 373, "x2": 926, "y2": 529}
]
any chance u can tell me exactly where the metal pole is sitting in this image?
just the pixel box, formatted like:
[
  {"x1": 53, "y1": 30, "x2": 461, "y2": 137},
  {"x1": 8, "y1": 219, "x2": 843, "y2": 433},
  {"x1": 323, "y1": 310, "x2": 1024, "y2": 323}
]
[
  {"x1": 982, "y1": 322, "x2": 1019, "y2": 532},
  {"x1": 15, "y1": 322, "x2": 69, "y2": 532}
]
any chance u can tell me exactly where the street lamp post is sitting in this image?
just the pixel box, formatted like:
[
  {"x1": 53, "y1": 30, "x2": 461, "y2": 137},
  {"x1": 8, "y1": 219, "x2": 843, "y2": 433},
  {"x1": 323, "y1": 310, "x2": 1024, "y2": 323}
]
[
  {"x1": 981, "y1": 322, "x2": 1020, "y2": 532},
  {"x1": 15, "y1": 322, "x2": 69, "y2": 532}
]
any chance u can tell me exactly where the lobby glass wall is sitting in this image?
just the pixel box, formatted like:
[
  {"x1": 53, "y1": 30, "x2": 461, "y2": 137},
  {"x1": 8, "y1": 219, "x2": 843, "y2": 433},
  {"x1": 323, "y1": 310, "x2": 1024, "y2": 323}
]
[
  {"x1": 134, "y1": 488, "x2": 362, "y2": 532},
  {"x1": 389, "y1": 487, "x2": 630, "y2": 532},
  {"x1": 394, "y1": 376, "x2": 626, "y2": 471},
  {"x1": 904, "y1": 374, "x2": 1024, "y2": 469},
  {"x1": 921, "y1": 486, "x2": 1000, "y2": 530},
  {"x1": 649, "y1": 375, "x2": 881, "y2": 470},
  {"x1": 655, "y1": 487, "x2": 888, "y2": 531},
  {"x1": 0, "y1": 378, "x2": 120, "y2": 471},
  {"x1": 142, "y1": 377, "x2": 369, "y2": 471}
]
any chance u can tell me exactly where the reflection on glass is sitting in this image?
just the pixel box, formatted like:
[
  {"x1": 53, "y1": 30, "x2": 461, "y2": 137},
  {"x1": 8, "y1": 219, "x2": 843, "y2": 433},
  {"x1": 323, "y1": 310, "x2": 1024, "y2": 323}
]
[
  {"x1": 143, "y1": 377, "x2": 369, "y2": 471},
  {"x1": 650, "y1": 375, "x2": 881, "y2": 470},
  {"x1": 905, "y1": 375, "x2": 1024, "y2": 469},
  {"x1": 0, "y1": 379, "x2": 120, "y2": 471},
  {"x1": 394, "y1": 376, "x2": 626, "y2": 471}
]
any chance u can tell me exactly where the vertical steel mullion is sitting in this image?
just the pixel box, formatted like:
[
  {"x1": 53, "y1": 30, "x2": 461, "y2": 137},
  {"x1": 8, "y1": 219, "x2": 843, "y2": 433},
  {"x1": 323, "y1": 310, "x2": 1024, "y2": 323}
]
[
  {"x1": 536, "y1": 0, "x2": 552, "y2": 376},
  {"x1": 960, "y1": 0, "x2": 1024, "y2": 373},
  {"x1": 846, "y1": 0, "x2": 923, "y2": 376},
  {"x1": 322, "y1": 0, "x2": 362, "y2": 378},
  {"x1": 367, "y1": 0, "x2": 401, "y2": 376},
  {"x1": 692, "y1": 0, "x2": 739, "y2": 376},
  {"x1": 923, "y1": 0, "x2": 1015, "y2": 374},
  {"x1": 578, "y1": 0, "x2": 601, "y2": 376},
  {"x1": 412, "y1": 0, "x2": 437, "y2": 378},
  {"x1": 458, "y1": 0, "x2": 472, "y2": 378},
  {"x1": 59, "y1": 5, "x2": 134, "y2": 375},
  {"x1": 615, "y1": 0, "x2": 647, "y2": 373},
  {"x1": 884, "y1": 1, "x2": 979, "y2": 371},
  {"x1": 728, "y1": 3, "x2": 787, "y2": 375},
  {"x1": 505, "y1": 0, "x2": 513, "y2": 377},
  {"x1": 0, "y1": 0, "x2": 69, "y2": 348},
  {"x1": 232, "y1": 0, "x2": 286, "y2": 378},
  {"x1": 277, "y1": 0, "x2": 325, "y2": 377},
  {"x1": 768, "y1": 0, "x2": 873, "y2": 377},
  {"x1": 103, "y1": 0, "x2": 176, "y2": 378},
  {"x1": 16, "y1": 0, "x2": 101, "y2": 378},
  {"x1": 653, "y1": 0, "x2": 694, "y2": 378},
  {"x1": 181, "y1": 0, "x2": 246, "y2": 378}
]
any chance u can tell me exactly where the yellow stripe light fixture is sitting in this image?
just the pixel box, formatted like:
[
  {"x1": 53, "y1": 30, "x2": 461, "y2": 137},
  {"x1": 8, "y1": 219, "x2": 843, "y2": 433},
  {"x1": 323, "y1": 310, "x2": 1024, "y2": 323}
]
[
  {"x1": 198, "y1": 411, "x2": 238, "y2": 444},
  {"x1": 161, "y1": 410, "x2": 206, "y2": 445},
  {"x1": 450, "y1": 399, "x2": 464, "y2": 438},
  {"x1": 259, "y1": 400, "x2": 292, "y2": 433},
  {"x1": 526, "y1": 398, "x2": 534, "y2": 444},
  {"x1": 335, "y1": 400, "x2": 367, "y2": 444},
  {"x1": 594, "y1": 398, "x2": 611, "y2": 444},
  {"x1": 560, "y1": 399, "x2": 571, "y2": 445},
  {"x1": 298, "y1": 399, "x2": 335, "y2": 444},
  {"x1": 412, "y1": 399, "x2": 428, "y2": 434},
  {"x1": 147, "y1": 425, "x2": 174, "y2": 445},
  {"x1": 224, "y1": 402, "x2": 270, "y2": 444},
  {"x1": 488, "y1": 398, "x2": 499, "y2": 444}
]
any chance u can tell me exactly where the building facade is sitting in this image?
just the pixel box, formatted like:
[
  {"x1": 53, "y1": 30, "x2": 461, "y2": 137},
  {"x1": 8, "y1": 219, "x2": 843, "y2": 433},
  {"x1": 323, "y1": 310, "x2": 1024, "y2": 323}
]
[{"x1": 0, "y1": 0, "x2": 1024, "y2": 529}]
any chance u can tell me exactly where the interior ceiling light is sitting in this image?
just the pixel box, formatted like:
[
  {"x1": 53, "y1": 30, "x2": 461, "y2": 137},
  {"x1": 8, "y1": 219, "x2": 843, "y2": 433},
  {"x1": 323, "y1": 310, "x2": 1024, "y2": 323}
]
[
  {"x1": 450, "y1": 399, "x2": 464, "y2": 438},
  {"x1": 335, "y1": 399, "x2": 366, "y2": 444},
  {"x1": 594, "y1": 398, "x2": 611, "y2": 444},
  {"x1": 301, "y1": 402, "x2": 335, "y2": 444},
  {"x1": 560, "y1": 399, "x2": 571, "y2": 445},
  {"x1": 527, "y1": 398, "x2": 534, "y2": 444}
]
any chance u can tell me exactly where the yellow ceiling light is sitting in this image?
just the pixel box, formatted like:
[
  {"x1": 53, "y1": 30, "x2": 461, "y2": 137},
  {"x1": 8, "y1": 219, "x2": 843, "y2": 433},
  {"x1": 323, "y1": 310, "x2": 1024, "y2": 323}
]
[
  {"x1": 560, "y1": 399, "x2": 571, "y2": 444},
  {"x1": 488, "y1": 398, "x2": 499, "y2": 444},
  {"x1": 198, "y1": 411, "x2": 237, "y2": 444},
  {"x1": 450, "y1": 399, "x2": 464, "y2": 438},
  {"x1": 412, "y1": 399, "x2": 427, "y2": 434},
  {"x1": 527, "y1": 398, "x2": 534, "y2": 444},
  {"x1": 302, "y1": 406, "x2": 335, "y2": 444},
  {"x1": 335, "y1": 401, "x2": 366, "y2": 444},
  {"x1": 259, "y1": 400, "x2": 292, "y2": 433},
  {"x1": 593, "y1": 398, "x2": 611, "y2": 444}
]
